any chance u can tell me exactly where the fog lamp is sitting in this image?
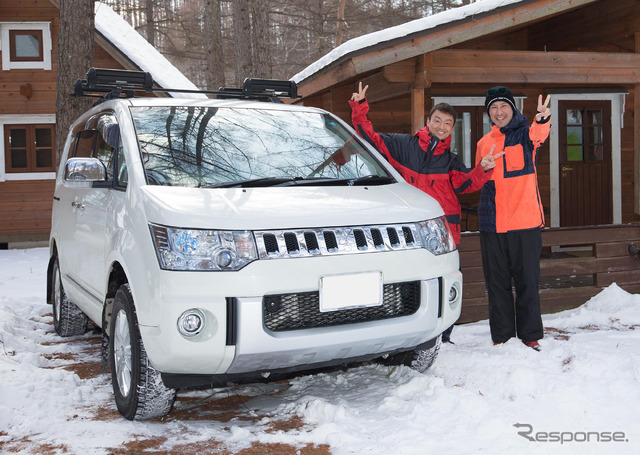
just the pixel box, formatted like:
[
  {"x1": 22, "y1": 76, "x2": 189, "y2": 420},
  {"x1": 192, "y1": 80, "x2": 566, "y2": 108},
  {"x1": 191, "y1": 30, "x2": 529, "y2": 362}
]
[
  {"x1": 177, "y1": 309, "x2": 205, "y2": 337},
  {"x1": 449, "y1": 284, "x2": 460, "y2": 308}
]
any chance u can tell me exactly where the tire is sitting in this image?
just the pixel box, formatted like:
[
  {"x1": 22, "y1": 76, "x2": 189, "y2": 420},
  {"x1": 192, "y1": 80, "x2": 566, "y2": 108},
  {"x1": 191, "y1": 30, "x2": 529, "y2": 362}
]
[
  {"x1": 51, "y1": 258, "x2": 88, "y2": 337},
  {"x1": 100, "y1": 329, "x2": 110, "y2": 373},
  {"x1": 380, "y1": 335, "x2": 441, "y2": 373},
  {"x1": 109, "y1": 284, "x2": 176, "y2": 420}
]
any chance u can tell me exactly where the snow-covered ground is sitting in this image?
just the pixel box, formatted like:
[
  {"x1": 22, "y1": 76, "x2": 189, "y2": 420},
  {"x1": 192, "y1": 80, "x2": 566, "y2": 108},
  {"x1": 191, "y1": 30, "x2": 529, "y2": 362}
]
[{"x1": 1, "y1": 247, "x2": 639, "y2": 454}]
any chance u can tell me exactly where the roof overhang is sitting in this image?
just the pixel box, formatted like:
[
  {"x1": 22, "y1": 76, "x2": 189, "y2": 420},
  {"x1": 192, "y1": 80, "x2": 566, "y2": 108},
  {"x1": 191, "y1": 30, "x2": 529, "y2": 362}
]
[{"x1": 295, "y1": 0, "x2": 601, "y2": 98}]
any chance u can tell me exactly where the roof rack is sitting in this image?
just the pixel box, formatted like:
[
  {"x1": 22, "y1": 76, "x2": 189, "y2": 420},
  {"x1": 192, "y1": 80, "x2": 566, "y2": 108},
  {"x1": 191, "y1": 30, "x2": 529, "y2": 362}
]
[{"x1": 71, "y1": 68, "x2": 299, "y2": 104}]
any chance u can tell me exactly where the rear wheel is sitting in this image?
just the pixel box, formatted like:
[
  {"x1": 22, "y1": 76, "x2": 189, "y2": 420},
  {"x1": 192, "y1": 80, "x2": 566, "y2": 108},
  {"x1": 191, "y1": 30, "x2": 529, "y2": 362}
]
[
  {"x1": 381, "y1": 335, "x2": 441, "y2": 373},
  {"x1": 110, "y1": 284, "x2": 176, "y2": 420},
  {"x1": 51, "y1": 258, "x2": 88, "y2": 337}
]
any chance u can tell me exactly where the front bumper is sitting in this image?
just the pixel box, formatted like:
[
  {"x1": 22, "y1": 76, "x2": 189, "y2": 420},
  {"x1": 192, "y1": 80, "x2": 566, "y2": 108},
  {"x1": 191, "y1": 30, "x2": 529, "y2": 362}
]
[{"x1": 137, "y1": 248, "x2": 461, "y2": 377}]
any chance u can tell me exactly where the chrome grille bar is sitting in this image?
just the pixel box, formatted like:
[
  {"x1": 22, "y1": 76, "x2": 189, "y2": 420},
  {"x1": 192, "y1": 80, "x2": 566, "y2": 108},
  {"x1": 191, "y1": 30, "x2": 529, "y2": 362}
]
[{"x1": 254, "y1": 223, "x2": 422, "y2": 259}]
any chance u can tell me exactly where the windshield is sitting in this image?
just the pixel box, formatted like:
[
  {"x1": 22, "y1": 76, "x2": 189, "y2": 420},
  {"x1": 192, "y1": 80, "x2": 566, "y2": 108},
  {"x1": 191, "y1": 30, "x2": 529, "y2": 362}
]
[{"x1": 130, "y1": 106, "x2": 392, "y2": 187}]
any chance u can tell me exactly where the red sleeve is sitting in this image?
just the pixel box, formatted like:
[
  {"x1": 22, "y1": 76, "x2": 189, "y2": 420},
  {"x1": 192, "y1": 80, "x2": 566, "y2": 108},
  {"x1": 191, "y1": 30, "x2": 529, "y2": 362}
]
[
  {"x1": 349, "y1": 98, "x2": 394, "y2": 163},
  {"x1": 449, "y1": 156, "x2": 493, "y2": 194}
]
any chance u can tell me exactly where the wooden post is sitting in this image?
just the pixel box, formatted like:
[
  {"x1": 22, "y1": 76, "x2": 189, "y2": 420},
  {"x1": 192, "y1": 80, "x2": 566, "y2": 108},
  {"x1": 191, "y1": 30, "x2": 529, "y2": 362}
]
[
  {"x1": 411, "y1": 88, "x2": 425, "y2": 134},
  {"x1": 635, "y1": 32, "x2": 640, "y2": 216},
  {"x1": 411, "y1": 54, "x2": 430, "y2": 134}
]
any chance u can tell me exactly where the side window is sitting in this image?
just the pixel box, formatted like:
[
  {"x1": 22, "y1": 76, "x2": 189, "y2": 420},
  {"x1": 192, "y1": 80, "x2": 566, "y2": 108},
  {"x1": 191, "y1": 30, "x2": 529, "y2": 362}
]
[
  {"x1": 95, "y1": 115, "x2": 120, "y2": 182},
  {"x1": 95, "y1": 136, "x2": 114, "y2": 181},
  {"x1": 116, "y1": 148, "x2": 128, "y2": 189},
  {"x1": 74, "y1": 129, "x2": 98, "y2": 158}
]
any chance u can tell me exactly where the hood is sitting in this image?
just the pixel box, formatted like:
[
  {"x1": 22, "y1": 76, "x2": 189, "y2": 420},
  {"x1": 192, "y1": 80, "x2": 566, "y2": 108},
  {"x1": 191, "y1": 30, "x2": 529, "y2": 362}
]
[{"x1": 139, "y1": 183, "x2": 444, "y2": 230}]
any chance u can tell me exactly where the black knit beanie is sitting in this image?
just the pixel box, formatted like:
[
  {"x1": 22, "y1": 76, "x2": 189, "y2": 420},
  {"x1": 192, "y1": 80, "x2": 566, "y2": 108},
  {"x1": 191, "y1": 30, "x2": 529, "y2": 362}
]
[{"x1": 485, "y1": 86, "x2": 516, "y2": 114}]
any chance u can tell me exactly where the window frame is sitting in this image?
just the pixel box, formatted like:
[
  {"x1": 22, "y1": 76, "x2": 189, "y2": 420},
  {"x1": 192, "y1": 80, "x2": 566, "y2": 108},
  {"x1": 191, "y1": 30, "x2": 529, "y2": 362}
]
[
  {"x1": 0, "y1": 114, "x2": 56, "y2": 182},
  {"x1": 0, "y1": 22, "x2": 52, "y2": 70},
  {"x1": 3, "y1": 123, "x2": 56, "y2": 174},
  {"x1": 9, "y1": 29, "x2": 44, "y2": 62}
]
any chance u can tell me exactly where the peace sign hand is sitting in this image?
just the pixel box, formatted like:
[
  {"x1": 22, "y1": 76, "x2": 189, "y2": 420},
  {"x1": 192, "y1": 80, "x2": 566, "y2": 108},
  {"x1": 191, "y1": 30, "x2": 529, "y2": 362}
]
[
  {"x1": 535, "y1": 94, "x2": 551, "y2": 121},
  {"x1": 480, "y1": 144, "x2": 504, "y2": 171},
  {"x1": 351, "y1": 82, "x2": 369, "y2": 102}
]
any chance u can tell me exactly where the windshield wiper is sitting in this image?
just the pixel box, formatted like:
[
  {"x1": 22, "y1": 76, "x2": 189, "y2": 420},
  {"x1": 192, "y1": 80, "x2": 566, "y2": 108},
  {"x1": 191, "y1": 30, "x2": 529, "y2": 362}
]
[
  {"x1": 348, "y1": 175, "x2": 396, "y2": 186},
  {"x1": 201, "y1": 175, "x2": 395, "y2": 188},
  {"x1": 275, "y1": 175, "x2": 395, "y2": 187},
  {"x1": 201, "y1": 177, "x2": 301, "y2": 188}
]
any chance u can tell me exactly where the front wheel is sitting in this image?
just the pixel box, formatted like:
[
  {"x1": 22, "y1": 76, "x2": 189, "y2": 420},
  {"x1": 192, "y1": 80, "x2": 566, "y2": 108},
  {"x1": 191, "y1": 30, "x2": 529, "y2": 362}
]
[
  {"x1": 109, "y1": 284, "x2": 176, "y2": 420},
  {"x1": 51, "y1": 258, "x2": 88, "y2": 337},
  {"x1": 380, "y1": 335, "x2": 441, "y2": 373}
]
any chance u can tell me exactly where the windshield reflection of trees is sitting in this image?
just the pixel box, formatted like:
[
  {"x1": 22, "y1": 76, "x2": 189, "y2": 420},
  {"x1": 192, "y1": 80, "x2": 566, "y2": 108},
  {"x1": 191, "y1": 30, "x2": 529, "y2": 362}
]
[{"x1": 132, "y1": 107, "x2": 383, "y2": 186}]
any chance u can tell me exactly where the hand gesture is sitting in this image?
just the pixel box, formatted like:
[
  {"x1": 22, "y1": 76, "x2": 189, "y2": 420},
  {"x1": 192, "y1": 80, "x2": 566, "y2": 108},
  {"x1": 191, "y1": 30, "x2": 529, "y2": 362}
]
[
  {"x1": 535, "y1": 94, "x2": 551, "y2": 121},
  {"x1": 351, "y1": 82, "x2": 368, "y2": 102},
  {"x1": 480, "y1": 144, "x2": 504, "y2": 171}
]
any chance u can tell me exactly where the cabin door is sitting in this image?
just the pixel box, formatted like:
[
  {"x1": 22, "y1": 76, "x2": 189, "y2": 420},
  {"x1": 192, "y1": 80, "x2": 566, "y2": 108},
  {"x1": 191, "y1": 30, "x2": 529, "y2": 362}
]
[{"x1": 558, "y1": 100, "x2": 612, "y2": 227}]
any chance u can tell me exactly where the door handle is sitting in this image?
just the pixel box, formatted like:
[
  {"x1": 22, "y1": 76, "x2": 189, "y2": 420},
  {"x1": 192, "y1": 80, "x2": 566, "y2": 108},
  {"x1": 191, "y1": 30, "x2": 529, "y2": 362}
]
[
  {"x1": 71, "y1": 201, "x2": 85, "y2": 211},
  {"x1": 561, "y1": 166, "x2": 573, "y2": 172}
]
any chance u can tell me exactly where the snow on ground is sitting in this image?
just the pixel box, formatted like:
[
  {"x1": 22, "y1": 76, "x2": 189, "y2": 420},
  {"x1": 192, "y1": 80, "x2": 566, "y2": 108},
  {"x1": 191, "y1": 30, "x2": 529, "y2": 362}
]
[{"x1": 1, "y1": 247, "x2": 639, "y2": 454}]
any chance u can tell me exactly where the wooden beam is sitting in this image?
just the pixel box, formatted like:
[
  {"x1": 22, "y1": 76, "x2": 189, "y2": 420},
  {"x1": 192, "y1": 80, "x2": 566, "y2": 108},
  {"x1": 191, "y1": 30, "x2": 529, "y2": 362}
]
[
  {"x1": 358, "y1": 72, "x2": 412, "y2": 104},
  {"x1": 297, "y1": 60, "x2": 357, "y2": 98},
  {"x1": 411, "y1": 88, "x2": 424, "y2": 134},
  {"x1": 411, "y1": 55, "x2": 427, "y2": 133},
  {"x1": 297, "y1": 0, "x2": 599, "y2": 96},
  {"x1": 382, "y1": 59, "x2": 416, "y2": 83},
  {"x1": 428, "y1": 49, "x2": 640, "y2": 84}
]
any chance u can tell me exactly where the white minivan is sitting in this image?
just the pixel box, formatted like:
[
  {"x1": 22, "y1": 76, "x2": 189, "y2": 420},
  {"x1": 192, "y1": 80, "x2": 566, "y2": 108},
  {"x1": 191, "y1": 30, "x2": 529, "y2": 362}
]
[{"x1": 47, "y1": 69, "x2": 462, "y2": 420}]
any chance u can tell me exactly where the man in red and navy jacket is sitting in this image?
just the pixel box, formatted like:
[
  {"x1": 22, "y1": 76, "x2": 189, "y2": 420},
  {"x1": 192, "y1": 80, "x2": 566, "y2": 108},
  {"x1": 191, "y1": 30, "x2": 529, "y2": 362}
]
[{"x1": 349, "y1": 82, "x2": 502, "y2": 246}]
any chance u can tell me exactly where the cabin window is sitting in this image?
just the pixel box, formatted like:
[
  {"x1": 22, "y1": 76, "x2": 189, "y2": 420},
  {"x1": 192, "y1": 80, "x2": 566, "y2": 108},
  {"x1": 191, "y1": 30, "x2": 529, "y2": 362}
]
[
  {"x1": 0, "y1": 22, "x2": 52, "y2": 70},
  {"x1": 449, "y1": 106, "x2": 491, "y2": 167},
  {"x1": 9, "y1": 30, "x2": 43, "y2": 62},
  {"x1": 3, "y1": 124, "x2": 55, "y2": 173}
]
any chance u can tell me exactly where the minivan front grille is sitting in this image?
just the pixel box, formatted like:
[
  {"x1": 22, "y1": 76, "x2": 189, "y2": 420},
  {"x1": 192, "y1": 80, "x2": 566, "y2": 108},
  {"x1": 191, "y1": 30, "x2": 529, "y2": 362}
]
[
  {"x1": 254, "y1": 223, "x2": 422, "y2": 259},
  {"x1": 263, "y1": 281, "x2": 421, "y2": 331}
]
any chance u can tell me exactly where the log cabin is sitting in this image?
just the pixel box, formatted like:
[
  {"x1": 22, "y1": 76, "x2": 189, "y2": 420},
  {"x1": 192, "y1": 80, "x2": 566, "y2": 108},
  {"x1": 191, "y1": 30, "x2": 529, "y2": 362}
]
[
  {"x1": 0, "y1": 1, "x2": 201, "y2": 249},
  {"x1": 292, "y1": 0, "x2": 640, "y2": 321}
]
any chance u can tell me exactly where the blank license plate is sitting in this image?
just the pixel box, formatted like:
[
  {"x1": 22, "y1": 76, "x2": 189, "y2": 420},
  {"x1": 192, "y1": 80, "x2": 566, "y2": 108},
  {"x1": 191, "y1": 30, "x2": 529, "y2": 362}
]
[{"x1": 319, "y1": 272, "x2": 382, "y2": 312}]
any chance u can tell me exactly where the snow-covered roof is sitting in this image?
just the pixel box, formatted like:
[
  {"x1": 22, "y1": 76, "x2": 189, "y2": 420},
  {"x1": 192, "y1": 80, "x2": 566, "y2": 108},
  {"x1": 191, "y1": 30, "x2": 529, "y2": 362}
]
[
  {"x1": 291, "y1": 0, "x2": 528, "y2": 84},
  {"x1": 94, "y1": 2, "x2": 207, "y2": 99}
]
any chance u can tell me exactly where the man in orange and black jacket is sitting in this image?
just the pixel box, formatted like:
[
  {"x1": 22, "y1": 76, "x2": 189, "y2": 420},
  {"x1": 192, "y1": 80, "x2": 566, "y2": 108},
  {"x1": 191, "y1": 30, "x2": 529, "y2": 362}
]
[
  {"x1": 475, "y1": 86, "x2": 551, "y2": 351},
  {"x1": 349, "y1": 82, "x2": 501, "y2": 343}
]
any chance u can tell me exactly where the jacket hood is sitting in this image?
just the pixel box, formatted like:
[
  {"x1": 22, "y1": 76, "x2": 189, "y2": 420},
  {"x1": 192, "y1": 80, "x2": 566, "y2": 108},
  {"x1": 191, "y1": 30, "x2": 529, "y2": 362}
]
[{"x1": 494, "y1": 110, "x2": 528, "y2": 135}]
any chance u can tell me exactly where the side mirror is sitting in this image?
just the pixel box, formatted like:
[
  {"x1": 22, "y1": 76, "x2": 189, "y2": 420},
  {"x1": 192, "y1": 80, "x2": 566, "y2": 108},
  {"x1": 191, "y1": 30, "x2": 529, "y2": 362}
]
[{"x1": 64, "y1": 157, "x2": 107, "y2": 182}]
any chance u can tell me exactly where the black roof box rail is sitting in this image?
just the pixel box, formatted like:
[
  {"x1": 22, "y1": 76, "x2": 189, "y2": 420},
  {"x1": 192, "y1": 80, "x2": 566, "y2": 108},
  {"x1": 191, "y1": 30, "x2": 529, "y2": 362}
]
[
  {"x1": 243, "y1": 78, "x2": 298, "y2": 99},
  {"x1": 71, "y1": 68, "x2": 300, "y2": 103}
]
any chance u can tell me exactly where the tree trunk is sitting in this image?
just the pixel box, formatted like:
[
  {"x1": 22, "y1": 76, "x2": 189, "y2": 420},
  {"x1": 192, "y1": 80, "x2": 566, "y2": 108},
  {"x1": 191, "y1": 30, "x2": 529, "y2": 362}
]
[
  {"x1": 335, "y1": 0, "x2": 347, "y2": 47},
  {"x1": 146, "y1": 0, "x2": 155, "y2": 47},
  {"x1": 203, "y1": 0, "x2": 225, "y2": 90},
  {"x1": 233, "y1": 0, "x2": 252, "y2": 86},
  {"x1": 55, "y1": 0, "x2": 95, "y2": 166},
  {"x1": 251, "y1": 0, "x2": 272, "y2": 78}
]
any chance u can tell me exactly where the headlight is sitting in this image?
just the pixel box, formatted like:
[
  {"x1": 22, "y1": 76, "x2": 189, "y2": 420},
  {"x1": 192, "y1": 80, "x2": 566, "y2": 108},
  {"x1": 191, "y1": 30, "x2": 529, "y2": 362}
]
[
  {"x1": 417, "y1": 217, "x2": 457, "y2": 255},
  {"x1": 149, "y1": 224, "x2": 258, "y2": 271}
]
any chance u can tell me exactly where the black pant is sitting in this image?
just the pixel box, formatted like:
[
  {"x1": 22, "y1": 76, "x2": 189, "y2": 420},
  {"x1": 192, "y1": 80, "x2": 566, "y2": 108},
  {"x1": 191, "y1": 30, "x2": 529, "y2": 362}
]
[{"x1": 480, "y1": 229, "x2": 543, "y2": 343}]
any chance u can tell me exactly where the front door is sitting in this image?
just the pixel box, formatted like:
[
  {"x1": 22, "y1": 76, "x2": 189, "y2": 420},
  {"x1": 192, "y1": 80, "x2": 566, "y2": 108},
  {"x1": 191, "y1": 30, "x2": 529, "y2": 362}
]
[{"x1": 558, "y1": 100, "x2": 612, "y2": 226}]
